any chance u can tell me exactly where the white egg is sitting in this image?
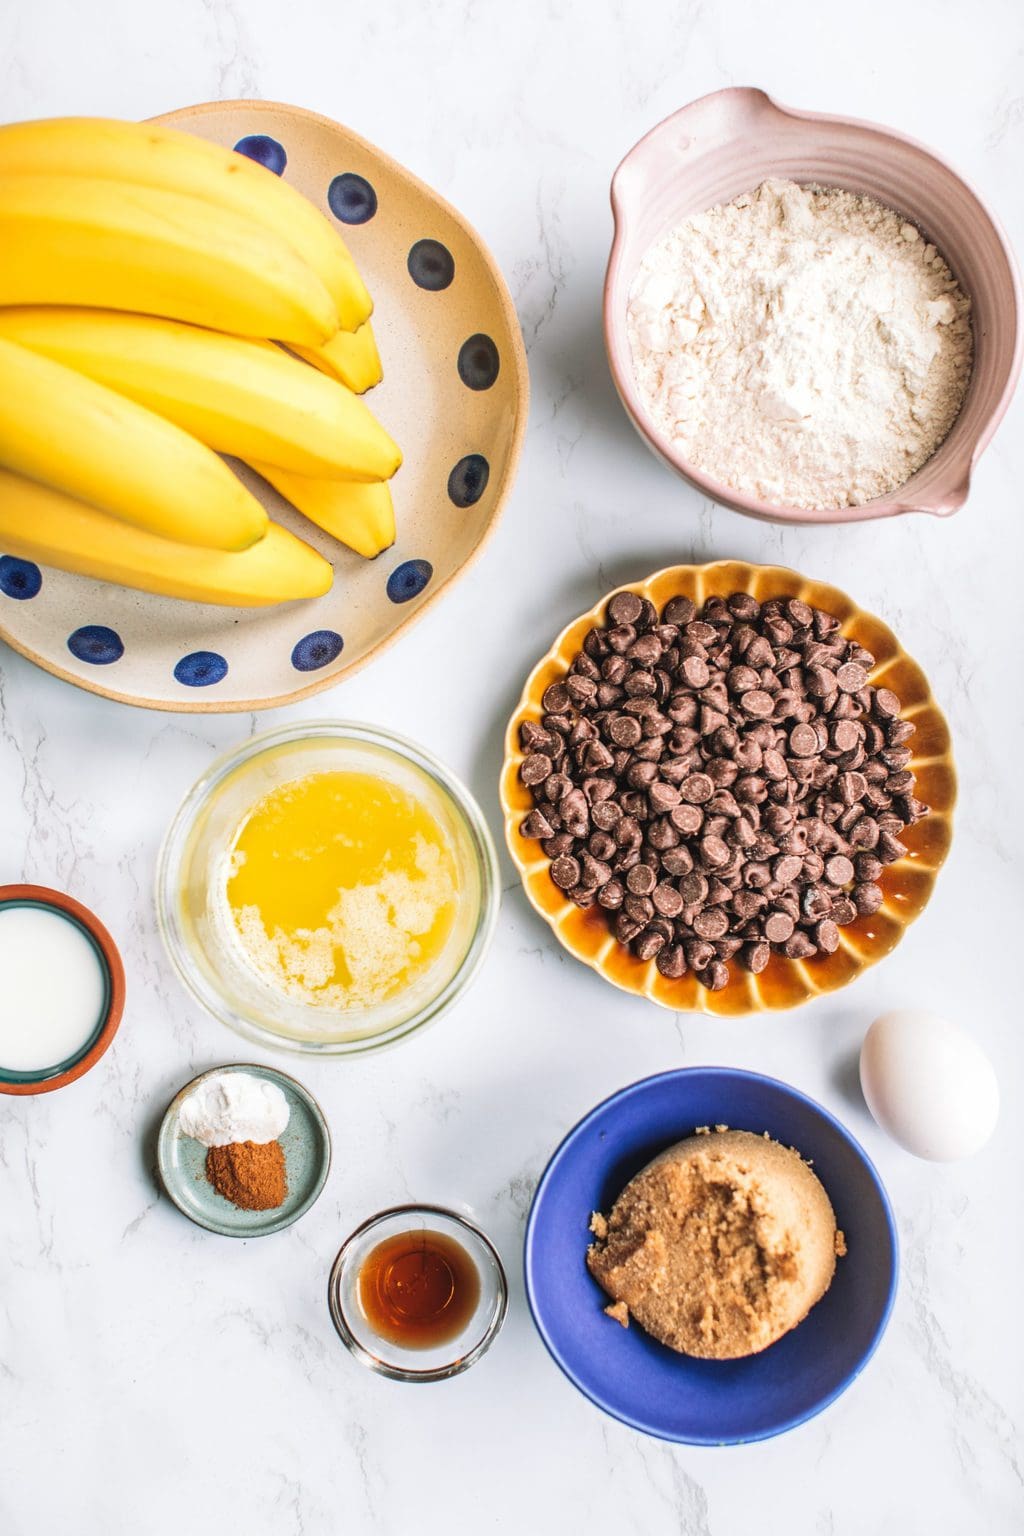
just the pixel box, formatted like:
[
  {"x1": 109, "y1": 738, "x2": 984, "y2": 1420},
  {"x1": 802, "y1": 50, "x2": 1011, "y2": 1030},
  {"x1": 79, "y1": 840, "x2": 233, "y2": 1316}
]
[{"x1": 859, "y1": 1009, "x2": 999, "y2": 1161}]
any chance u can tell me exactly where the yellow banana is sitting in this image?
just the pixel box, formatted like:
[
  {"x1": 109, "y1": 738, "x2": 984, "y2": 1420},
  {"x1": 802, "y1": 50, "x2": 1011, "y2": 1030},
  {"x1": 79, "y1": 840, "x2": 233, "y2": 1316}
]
[
  {"x1": 289, "y1": 322, "x2": 383, "y2": 394},
  {"x1": 0, "y1": 309, "x2": 402, "y2": 482},
  {"x1": 0, "y1": 337, "x2": 267, "y2": 551},
  {"x1": 0, "y1": 117, "x2": 371, "y2": 332},
  {"x1": 0, "y1": 470, "x2": 332, "y2": 606},
  {"x1": 0, "y1": 174, "x2": 338, "y2": 345},
  {"x1": 252, "y1": 464, "x2": 396, "y2": 558}
]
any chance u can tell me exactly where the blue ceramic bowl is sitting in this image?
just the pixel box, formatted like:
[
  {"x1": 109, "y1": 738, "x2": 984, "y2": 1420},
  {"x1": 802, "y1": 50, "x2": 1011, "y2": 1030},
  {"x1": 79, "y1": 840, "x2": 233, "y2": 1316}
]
[{"x1": 524, "y1": 1068, "x2": 898, "y2": 1445}]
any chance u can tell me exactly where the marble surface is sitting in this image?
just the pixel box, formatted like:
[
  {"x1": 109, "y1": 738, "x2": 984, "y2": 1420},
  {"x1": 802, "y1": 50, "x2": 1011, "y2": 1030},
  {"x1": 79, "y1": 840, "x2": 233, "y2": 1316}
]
[{"x1": 1, "y1": 1, "x2": 1022, "y2": 1531}]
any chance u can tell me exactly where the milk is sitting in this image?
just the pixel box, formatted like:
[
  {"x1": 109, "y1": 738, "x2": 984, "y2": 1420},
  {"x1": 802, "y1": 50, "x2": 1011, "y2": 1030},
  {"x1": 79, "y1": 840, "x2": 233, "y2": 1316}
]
[{"x1": 0, "y1": 905, "x2": 108, "y2": 1073}]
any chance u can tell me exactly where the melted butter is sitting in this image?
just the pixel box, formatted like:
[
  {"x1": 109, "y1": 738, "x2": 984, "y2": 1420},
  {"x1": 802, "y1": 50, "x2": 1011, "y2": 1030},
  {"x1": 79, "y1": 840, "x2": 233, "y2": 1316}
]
[{"x1": 224, "y1": 770, "x2": 458, "y2": 1008}]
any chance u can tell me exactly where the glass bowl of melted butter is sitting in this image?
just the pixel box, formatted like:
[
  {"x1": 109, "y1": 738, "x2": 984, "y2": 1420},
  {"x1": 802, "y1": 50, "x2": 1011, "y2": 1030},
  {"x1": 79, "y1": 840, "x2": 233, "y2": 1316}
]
[{"x1": 157, "y1": 722, "x2": 499, "y2": 1055}]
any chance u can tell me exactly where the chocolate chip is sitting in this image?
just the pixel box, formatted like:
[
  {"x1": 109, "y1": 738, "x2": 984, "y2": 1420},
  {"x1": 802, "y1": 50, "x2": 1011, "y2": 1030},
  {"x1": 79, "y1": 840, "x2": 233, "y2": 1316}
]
[
  {"x1": 873, "y1": 688, "x2": 901, "y2": 719},
  {"x1": 854, "y1": 882, "x2": 883, "y2": 914},
  {"x1": 814, "y1": 919, "x2": 840, "y2": 953},
  {"x1": 680, "y1": 772, "x2": 715, "y2": 804},
  {"x1": 660, "y1": 845, "x2": 694, "y2": 877},
  {"x1": 678, "y1": 871, "x2": 709, "y2": 906},
  {"x1": 669, "y1": 803, "x2": 704, "y2": 835},
  {"x1": 521, "y1": 809, "x2": 554, "y2": 840},
  {"x1": 656, "y1": 943, "x2": 687, "y2": 978},
  {"x1": 740, "y1": 689, "x2": 774, "y2": 718},
  {"x1": 853, "y1": 852, "x2": 882, "y2": 882},
  {"x1": 626, "y1": 863, "x2": 657, "y2": 896},
  {"x1": 684, "y1": 939, "x2": 716, "y2": 972},
  {"x1": 742, "y1": 940, "x2": 771, "y2": 974},
  {"x1": 591, "y1": 801, "x2": 622, "y2": 833},
  {"x1": 877, "y1": 830, "x2": 908, "y2": 863},
  {"x1": 520, "y1": 752, "x2": 553, "y2": 786},
  {"x1": 772, "y1": 854, "x2": 803, "y2": 884},
  {"x1": 542, "y1": 834, "x2": 573, "y2": 858},
  {"x1": 788, "y1": 723, "x2": 818, "y2": 758},
  {"x1": 608, "y1": 591, "x2": 643, "y2": 626},
  {"x1": 606, "y1": 716, "x2": 639, "y2": 749},
  {"x1": 648, "y1": 781, "x2": 681, "y2": 814},
  {"x1": 693, "y1": 907, "x2": 729, "y2": 940},
  {"x1": 784, "y1": 931, "x2": 817, "y2": 960},
  {"x1": 652, "y1": 882, "x2": 684, "y2": 917},
  {"x1": 836, "y1": 661, "x2": 868, "y2": 693},
  {"x1": 634, "y1": 926, "x2": 666, "y2": 961},
  {"x1": 764, "y1": 910, "x2": 795, "y2": 943},
  {"x1": 806, "y1": 665, "x2": 837, "y2": 696},
  {"x1": 550, "y1": 855, "x2": 580, "y2": 890},
  {"x1": 704, "y1": 960, "x2": 730, "y2": 991},
  {"x1": 541, "y1": 683, "x2": 571, "y2": 714},
  {"x1": 824, "y1": 854, "x2": 855, "y2": 886}
]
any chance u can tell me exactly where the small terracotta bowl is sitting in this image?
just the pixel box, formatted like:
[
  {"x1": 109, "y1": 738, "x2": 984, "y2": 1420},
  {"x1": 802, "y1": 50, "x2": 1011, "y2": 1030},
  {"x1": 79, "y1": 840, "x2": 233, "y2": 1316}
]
[
  {"x1": 604, "y1": 87, "x2": 1022, "y2": 524},
  {"x1": 500, "y1": 562, "x2": 956, "y2": 1017},
  {"x1": 0, "y1": 884, "x2": 125, "y2": 1094}
]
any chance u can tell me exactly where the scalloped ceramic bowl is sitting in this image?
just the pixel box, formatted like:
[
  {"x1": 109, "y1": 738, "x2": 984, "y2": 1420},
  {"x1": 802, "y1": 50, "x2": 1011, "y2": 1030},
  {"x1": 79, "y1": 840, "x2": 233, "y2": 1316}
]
[
  {"x1": 500, "y1": 561, "x2": 956, "y2": 1016},
  {"x1": 0, "y1": 99, "x2": 528, "y2": 711},
  {"x1": 604, "y1": 87, "x2": 1022, "y2": 524}
]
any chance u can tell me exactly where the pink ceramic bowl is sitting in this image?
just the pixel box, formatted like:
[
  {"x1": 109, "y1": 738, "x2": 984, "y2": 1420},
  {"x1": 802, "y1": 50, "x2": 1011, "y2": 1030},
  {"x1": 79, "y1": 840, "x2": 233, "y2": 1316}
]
[{"x1": 604, "y1": 88, "x2": 1022, "y2": 524}]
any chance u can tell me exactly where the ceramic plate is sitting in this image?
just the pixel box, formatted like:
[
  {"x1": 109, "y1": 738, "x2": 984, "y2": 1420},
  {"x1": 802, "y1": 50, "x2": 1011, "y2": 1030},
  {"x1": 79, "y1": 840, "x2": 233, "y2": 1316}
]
[
  {"x1": 157, "y1": 1062, "x2": 331, "y2": 1236},
  {"x1": 500, "y1": 561, "x2": 956, "y2": 1015},
  {"x1": 604, "y1": 88, "x2": 1022, "y2": 524},
  {"x1": 524, "y1": 1068, "x2": 898, "y2": 1444},
  {"x1": 0, "y1": 99, "x2": 528, "y2": 711}
]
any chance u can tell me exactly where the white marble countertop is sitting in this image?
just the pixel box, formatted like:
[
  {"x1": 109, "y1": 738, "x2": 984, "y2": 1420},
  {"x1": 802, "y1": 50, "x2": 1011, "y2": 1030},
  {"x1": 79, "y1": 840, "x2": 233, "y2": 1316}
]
[{"x1": 2, "y1": 2, "x2": 1022, "y2": 1532}]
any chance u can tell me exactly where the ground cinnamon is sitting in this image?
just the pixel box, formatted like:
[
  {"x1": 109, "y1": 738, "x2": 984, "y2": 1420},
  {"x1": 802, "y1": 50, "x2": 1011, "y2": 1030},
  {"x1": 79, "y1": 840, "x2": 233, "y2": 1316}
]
[{"x1": 206, "y1": 1139, "x2": 287, "y2": 1211}]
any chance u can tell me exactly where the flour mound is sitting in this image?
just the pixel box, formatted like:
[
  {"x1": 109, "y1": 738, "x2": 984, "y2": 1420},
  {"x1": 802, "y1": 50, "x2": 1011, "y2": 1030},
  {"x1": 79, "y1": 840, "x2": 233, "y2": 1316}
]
[{"x1": 627, "y1": 179, "x2": 972, "y2": 510}]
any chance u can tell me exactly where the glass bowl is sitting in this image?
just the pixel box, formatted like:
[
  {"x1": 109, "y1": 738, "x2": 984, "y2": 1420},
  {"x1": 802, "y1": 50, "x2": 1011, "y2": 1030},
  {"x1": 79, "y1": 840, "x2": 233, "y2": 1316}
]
[
  {"x1": 156, "y1": 721, "x2": 499, "y2": 1056},
  {"x1": 327, "y1": 1204, "x2": 508, "y2": 1382}
]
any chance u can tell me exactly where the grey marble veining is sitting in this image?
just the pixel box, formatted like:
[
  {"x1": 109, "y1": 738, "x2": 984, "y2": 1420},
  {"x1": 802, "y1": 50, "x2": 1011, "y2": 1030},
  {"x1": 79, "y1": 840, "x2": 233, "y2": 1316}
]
[{"x1": 1, "y1": 1, "x2": 1023, "y2": 1532}]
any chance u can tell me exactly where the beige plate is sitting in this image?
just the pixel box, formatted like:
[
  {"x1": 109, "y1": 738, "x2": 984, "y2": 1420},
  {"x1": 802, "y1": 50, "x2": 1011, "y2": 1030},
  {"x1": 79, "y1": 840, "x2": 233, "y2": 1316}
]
[
  {"x1": 0, "y1": 99, "x2": 528, "y2": 711},
  {"x1": 500, "y1": 561, "x2": 956, "y2": 1016}
]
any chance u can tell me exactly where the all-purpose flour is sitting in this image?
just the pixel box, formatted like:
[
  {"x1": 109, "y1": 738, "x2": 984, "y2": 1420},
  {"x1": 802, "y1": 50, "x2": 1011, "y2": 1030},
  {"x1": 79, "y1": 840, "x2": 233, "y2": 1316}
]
[{"x1": 627, "y1": 179, "x2": 973, "y2": 509}]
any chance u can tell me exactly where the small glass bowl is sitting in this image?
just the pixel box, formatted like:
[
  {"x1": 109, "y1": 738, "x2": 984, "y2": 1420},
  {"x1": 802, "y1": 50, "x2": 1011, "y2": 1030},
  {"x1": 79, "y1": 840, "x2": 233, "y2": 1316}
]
[
  {"x1": 156, "y1": 721, "x2": 499, "y2": 1057},
  {"x1": 328, "y1": 1205, "x2": 509, "y2": 1382}
]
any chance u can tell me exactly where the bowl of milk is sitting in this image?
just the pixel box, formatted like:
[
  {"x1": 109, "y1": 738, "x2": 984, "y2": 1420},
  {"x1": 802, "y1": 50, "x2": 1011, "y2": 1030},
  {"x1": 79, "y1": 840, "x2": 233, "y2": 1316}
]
[{"x1": 0, "y1": 885, "x2": 125, "y2": 1095}]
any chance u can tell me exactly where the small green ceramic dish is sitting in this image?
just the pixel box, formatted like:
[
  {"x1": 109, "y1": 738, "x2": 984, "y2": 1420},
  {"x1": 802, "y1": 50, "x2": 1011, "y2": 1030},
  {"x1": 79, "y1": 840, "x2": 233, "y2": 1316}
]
[{"x1": 157, "y1": 1062, "x2": 331, "y2": 1237}]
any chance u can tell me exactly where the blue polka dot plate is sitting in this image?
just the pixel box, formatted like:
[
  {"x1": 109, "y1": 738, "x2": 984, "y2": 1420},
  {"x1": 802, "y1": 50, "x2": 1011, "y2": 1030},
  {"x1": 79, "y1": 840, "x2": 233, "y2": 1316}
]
[{"x1": 0, "y1": 100, "x2": 528, "y2": 711}]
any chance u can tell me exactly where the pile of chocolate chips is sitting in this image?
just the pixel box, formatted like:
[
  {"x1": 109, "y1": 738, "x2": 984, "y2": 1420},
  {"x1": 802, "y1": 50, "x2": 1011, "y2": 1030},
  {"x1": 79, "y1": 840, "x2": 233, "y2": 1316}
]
[{"x1": 518, "y1": 590, "x2": 929, "y2": 991}]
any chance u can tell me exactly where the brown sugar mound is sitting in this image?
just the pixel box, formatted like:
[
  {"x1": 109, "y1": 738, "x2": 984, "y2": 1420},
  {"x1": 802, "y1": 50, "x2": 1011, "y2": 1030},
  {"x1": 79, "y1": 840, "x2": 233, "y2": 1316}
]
[{"x1": 586, "y1": 1129, "x2": 844, "y2": 1359}]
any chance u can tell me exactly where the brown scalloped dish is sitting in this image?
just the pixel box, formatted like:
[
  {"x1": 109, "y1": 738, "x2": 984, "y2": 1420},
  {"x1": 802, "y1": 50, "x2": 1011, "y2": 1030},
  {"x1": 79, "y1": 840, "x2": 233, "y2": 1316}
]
[{"x1": 500, "y1": 561, "x2": 955, "y2": 1016}]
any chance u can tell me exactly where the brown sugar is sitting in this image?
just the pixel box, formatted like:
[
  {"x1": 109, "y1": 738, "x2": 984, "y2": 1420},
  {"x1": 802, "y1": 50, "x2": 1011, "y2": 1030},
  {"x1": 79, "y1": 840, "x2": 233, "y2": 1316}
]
[
  {"x1": 587, "y1": 1129, "x2": 844, "y2": 1359},
  {"x1": 206, "y1": 1139, "x2": 287, "y2": 1211}
]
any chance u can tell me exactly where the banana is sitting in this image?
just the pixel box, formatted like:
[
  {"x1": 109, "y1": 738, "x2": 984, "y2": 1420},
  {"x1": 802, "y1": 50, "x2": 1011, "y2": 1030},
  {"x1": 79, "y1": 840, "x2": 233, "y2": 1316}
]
[
  {"x1": 0, "y1": 174, "x2": 338, "y2": 344},
  {"x1": 0, "y1": 337, "x2": 268, "y2": 550},
  {"x1": 289, "y1": 322, "x2": 383, "y2": 394},
  {"x1": 0, "y1": 470, "x2": 332, "y2": 606},
  {"x1": 0, "y1": 309, "x2": 402, "y2": 482},
  {"x1": 253, "y1": 464, "x2": 396, "y2": 558},
  {"x1": 0, "y1": 117, "x2": 371, "y2": 332}
]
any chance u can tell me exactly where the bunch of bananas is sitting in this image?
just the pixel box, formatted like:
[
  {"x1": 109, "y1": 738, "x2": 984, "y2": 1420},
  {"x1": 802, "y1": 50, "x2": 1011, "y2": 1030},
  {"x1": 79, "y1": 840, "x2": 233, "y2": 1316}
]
[{"x1": 0, "y1": 116, "x2": 401, "y2": 606}]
